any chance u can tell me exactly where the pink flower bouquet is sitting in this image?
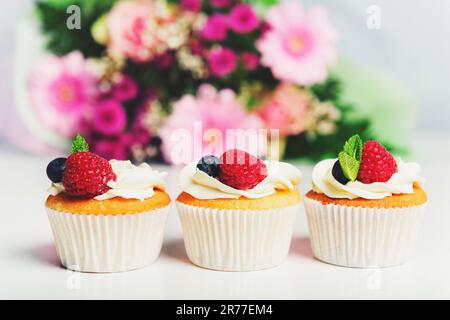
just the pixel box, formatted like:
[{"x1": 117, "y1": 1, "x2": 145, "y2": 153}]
[{"x1": 28, "y1": 0, "x2": 375, "y2": 162}]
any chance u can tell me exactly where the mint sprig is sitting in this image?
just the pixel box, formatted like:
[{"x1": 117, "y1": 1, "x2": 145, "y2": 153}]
[
  {"x1": 339, "y1": 134, "x2": 363, "y2": 181},
  {"x1": 71, "y1": 134, "x2": 89, "y2": 154},
  {"x1": 338, "y1": 152, "x2": 360, "y2": 181},
  {"x1": 343, "y1": 134, "x2": 362, "y2": 161}
]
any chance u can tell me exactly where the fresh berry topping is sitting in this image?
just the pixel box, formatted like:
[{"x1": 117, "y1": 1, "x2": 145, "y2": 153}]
[
  {"x1": 218, "y1": 149, "x2": 267, "y2": 190},
  {"x1": 197, "y1": 155, "x2": 220, "y2": 177},
  {"x1": 46, "y1": 158, "x2": 67, "y2": 183},
  {"x1": 357, "y1": 141, "x2": 398, "y2": 184},
  {"x1": 63, "y1": 152, "x2": 116, "y2": 197},
  {"x1": 62, "y1": 135, "x2": 116, "y2": 197},
  {"x1": 332, "y1": 160, "x2": 349, "y2": 185}
]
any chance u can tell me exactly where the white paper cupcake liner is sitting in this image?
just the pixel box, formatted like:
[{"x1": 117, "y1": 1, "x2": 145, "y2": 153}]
[
  {"x1": 46, "y1": 206, "x2": 169, "y2": 273},
  {"x1": 176, "y1": 202, "x2": 299, "y2": 271},
  {"x1": 303, "y1": 197, "x2": 425, "y2": 268}
]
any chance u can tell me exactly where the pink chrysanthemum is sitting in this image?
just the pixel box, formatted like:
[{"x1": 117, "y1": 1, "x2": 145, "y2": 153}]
[
  {"x1": 180, "y1": 0, "x2": 202, "y2": 12},
  {"x1": 160, "y1": 84, "x2": 264, "y2": 164},
  {"x1": 256, "y1": 2, "x2": 338, "y2": 86},
  {"x1": 189, "y1": 38, "x2": 205, "y2": 56},
  {"x1": 28, "y1": 51, "x2": 98, "y2": 137},
  {"x1": 209, "y1": 0, "x2": 232, "y2": 8},
  {"x1": 201, "y1": 14, "x2": 228, "y2": 41},
  {"x1": 227, "y1": 4, "x2": 259, "y2": 34},
  {"x1": 129, "y1": 105, "x2": 152, "y2": 146},
  {"x1": 155, "y1": 52, "x2": 175, "y2": 69},
  {"x1": 91, "y1": 108, "x2": 151, "y2": 161},
  {"x1": 241, "y1": 52, "x2": 259, "y2": 71},
  {"x1": 207, "y1": 47, "x2": 237, "y2": 77},
  {"x1": 92, "y1": 137, "x2": 130, "y2": 160},
  {"x1": 93, "y1": 99, "x2": 127, "y2": 136},
  {"x1": 112, "y1": 74, "x2": 138, "y2": 101}
]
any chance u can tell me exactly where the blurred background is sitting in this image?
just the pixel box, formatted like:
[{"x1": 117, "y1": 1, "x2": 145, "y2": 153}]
[{"x1": 0, "y1": 0, "x2": 449, "y2": 159}]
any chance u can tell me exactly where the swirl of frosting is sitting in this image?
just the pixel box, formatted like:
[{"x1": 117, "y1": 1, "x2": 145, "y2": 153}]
[
  {"x1": 312, "y1": 158, "x2": 424, "y2": 200},
  {"x1": 48, "y1": 160, "x2": 167, "y2": 201},
  {"x1": 180, "y1": 160, "x2": 302, "y2": 200}
]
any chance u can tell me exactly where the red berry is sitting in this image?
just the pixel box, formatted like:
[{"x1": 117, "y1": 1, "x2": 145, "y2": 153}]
[
  {"x1": 62, "y1": 152, "x2": 116, "y2": 197},
  {"x1": 357, "y1": 141, "x2": 397, "y2": 184},
  {"x1": 218, "y1": 149, "x2": 268, "y2": 190}
]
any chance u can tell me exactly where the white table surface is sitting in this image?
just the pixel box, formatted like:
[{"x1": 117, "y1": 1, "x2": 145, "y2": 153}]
[{"x1": 1, "y1": 134, "x2": 450, "y2": 300}]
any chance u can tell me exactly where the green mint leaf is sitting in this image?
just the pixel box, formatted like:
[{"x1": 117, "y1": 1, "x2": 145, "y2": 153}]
[
  {"x1": 338, "y1": 151, "x2": 360, "y2": 181},
  {"x1": 343, "y1": 134, "x2": 362, "y2": 161},
  {"x1": 71, "y1": 134, "x2": 89, "y2": 154}
]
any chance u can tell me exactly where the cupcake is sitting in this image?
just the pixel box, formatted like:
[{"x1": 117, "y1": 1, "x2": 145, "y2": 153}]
[
  {"x1": 304, "y1": 134, "x2": 427, "y2": 268},
  {"x1": 45, "y1": 135, "x2": 170, "y2": 273},
  {"x1": 176, "y1": 149, "x2": 302, "y2": 272}
]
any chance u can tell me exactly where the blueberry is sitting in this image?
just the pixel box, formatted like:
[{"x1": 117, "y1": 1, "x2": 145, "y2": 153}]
[
  {"x1": 46, "y1": 158, "x2": 67, "y2": 183},
  {"x1": 197, "y1": 155, "x2": 220, "y2": 178},
  {"x1": 332, "y1": 160, "x2": 349, "y2": 185}
]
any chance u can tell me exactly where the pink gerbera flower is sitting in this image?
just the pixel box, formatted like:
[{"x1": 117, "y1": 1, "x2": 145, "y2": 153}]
[
  {"x1": 160, "y1": 84, "x2": 264, "y2": 164},
  {"x1": 93, "y1": 99, "x2": 127, "y2": 136},
  {"x1": 207, "y1": 47, "x2": 237, "y2": 77},
  {"x1": 227, "y1": 4, "x2": 259, "y2": 34},
  {"x1": 28, "y1": 51, "x2": 98, "y2": 138},
  {"x1": 256, "y1": 2, "x2": 338, "y2": 86}
]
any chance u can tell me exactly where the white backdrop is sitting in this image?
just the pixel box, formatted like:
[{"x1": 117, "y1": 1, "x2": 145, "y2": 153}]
[
  {"x1": 0, "y1": 0, "x2": 449, "y2": 144},
  {"x1": 302, "y1": 0, "x2": 450, "y2": 133}
]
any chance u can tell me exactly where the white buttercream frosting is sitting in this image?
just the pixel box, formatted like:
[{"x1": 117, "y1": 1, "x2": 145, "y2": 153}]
[
  {"x1": 48, "y1": 160, "x2": 167, "y2": 201},
  {"x1": 48, "y1": 182, "x2": 65, "y2": 196},
  {"x1": 180, "y1": 160, "x2": 302, "y2": 200},
  {"x1": 312, "y1": 158, "x2": 424, "y2": 200}
]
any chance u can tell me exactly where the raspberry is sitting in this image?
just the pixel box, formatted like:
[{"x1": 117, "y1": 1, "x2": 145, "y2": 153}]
[
  {"x1": 62, "y1": 152, "x2": 116, "y2": 197},
  {"x1": 357, "y1": 141, "x2": 397, "y2": 184},
  {"x1": 218, "y1": 149, "x2": 268, "y2": 190}
]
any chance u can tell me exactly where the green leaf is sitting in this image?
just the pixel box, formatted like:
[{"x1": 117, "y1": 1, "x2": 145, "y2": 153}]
[
  {"x1": 35, "y1": 0, "x2": 116, "y2": 57},
  {"x1": 244, "y1": 0, "x2": 279, "y2": 9},
  {"x1": 338, "y1": 151, "x2": 360, "y2": 181},
  {"x1": 242, "y1": 0, "x2": 279, "y2": 15},
  {"x1": 343, "y1": 134, "x2": 362, "y2": 161},
  {"x1": 71, "y1": 134, "x2": 89, "y2": 153},
  {"x1": 311, "y1": 77, "x2": 341, "y2": 101}
]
